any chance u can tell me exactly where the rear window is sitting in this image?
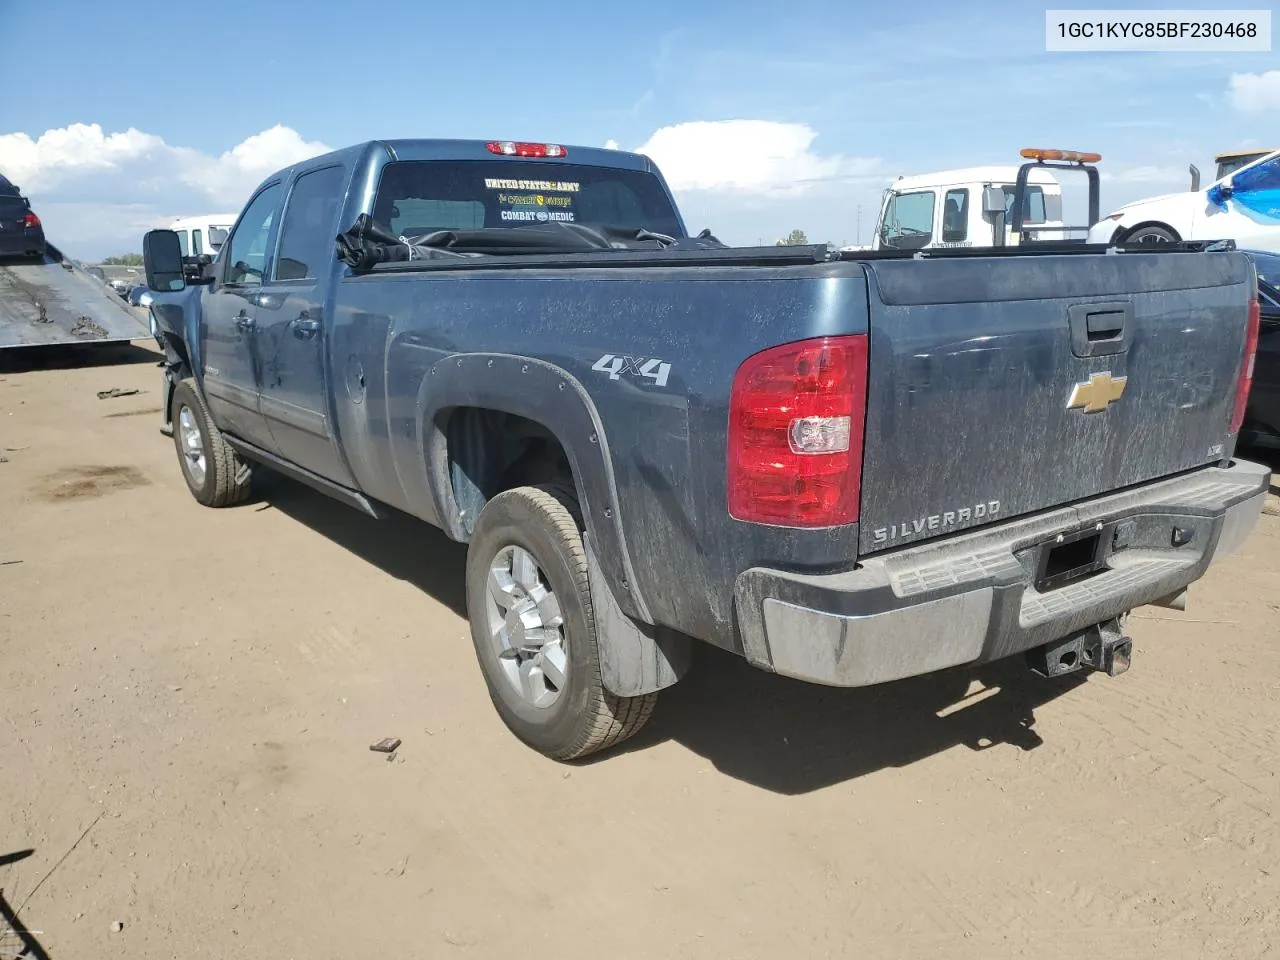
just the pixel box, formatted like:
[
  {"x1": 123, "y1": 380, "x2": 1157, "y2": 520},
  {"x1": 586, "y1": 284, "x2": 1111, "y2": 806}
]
[
  {"x1": 1002, "y1": 185, "x2": 1047, "y2": 224},
  {"x1": 371, "y1": 160, "x2": 683, "y2": 238}
]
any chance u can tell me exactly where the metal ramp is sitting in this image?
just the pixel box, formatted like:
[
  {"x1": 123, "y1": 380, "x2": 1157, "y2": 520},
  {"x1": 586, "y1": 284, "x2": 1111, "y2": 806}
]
[{"x1": 0, "y1": 244, "x2": 151, "y2": 349}]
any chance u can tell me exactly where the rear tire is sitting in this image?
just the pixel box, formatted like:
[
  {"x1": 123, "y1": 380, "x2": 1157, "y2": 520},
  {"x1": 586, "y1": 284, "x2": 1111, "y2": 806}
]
[
  {"x1": 464, "y1": 482, "x2": 657, "y2": 760},
  {"x1": 170, "y1": 378, "x2": 253, "y2": 507}
]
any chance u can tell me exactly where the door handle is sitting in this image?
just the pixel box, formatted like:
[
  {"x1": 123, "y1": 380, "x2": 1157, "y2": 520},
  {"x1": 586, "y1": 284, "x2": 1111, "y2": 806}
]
[
  {"x1": 293, "y1": 315, "x2": 321, "y2": 339},
  {"x1": 234, "y1": 312, "x2": 255, "y2": 332}
]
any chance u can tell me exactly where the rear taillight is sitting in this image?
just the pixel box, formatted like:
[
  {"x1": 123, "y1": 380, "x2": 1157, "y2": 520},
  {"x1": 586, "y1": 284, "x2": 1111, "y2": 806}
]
[
  {"x1": 1229, "y1": 297, "x2": 1260, "y2": 434},
  {"x1": 727, "y1": 335, "x2": 869, "y2": 527},
  {"x1": 23, "y1": 211, "x2": 40, "y2": 228},
  {"x1": 485, "y1": 141, "x2": 567, "y2": 158}
]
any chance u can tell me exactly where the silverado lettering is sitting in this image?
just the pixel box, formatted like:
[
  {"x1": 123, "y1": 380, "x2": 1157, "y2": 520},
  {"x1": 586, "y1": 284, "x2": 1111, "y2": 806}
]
[{"x1": 872, "y1": 501, "x2": 1002, "y2": 545}]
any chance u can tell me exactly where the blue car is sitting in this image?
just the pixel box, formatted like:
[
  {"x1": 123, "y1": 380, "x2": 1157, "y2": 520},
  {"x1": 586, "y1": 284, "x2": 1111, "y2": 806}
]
[{"x1": 0, "y1": 174, "x2": 46, "y2": 261}]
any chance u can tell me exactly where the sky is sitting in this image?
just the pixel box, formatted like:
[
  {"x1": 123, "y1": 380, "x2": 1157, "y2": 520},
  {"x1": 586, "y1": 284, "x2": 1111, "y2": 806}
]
[{"x1": 1, "y1": 0, "x2": 1278, "y2": 258}]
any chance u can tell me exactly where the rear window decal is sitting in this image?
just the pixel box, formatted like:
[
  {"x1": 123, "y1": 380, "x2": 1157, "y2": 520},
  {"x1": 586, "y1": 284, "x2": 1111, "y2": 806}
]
[{"x1": 484, "y1": 178, "x2": 580, "y2": 193}]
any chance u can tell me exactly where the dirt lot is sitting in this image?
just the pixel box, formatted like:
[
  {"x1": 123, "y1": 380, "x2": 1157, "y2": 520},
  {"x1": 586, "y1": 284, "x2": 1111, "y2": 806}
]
[{"x1": 1, "y1": 341, "x2": 1278, "y2": 959}]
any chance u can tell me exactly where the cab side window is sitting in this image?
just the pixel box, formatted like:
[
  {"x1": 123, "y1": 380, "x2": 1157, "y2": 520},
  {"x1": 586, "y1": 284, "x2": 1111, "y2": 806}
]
[
  {"x1": 224, "y1": 184, "x2": 282, "y2": 285},
  {"x1": 273, "y1": 166, "x2": 346, "y2": 282},
  {"x1": 942, "y1": 189, "x2": 969, "y2": 242}
]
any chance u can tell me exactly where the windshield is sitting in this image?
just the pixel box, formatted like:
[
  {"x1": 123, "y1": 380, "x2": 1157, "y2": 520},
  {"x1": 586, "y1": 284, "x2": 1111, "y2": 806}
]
[{"x1": 372, "y1": 160, "x2": 684, "y2": 238}]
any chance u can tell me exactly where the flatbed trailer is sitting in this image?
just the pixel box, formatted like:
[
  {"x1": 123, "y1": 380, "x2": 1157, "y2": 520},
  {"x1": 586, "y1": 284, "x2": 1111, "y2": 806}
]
[{"x1": 0, "y1": 244, "x2": 152, "y2": 349}]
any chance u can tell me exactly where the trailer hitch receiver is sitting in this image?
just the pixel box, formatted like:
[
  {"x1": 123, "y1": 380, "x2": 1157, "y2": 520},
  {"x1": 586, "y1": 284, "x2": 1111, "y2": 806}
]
[{"x1": 1027, "y1": 617, "x2": 1132, "y2": 679}]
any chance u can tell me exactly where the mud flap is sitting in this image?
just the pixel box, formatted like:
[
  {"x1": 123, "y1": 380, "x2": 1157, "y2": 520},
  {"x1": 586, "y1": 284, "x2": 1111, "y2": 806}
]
[
  {"x1": 160, "y1": 364, "x2": 179, "y2": 436},
  {"x1": 583, "y1": 534, "x2": 691, "y2": 697}
]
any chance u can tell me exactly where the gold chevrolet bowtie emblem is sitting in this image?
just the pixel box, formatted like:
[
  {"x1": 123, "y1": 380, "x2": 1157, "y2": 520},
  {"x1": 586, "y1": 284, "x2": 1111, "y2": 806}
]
[{"x1": 1067, "y1": 372, "x2": 1127, "y2": 413}]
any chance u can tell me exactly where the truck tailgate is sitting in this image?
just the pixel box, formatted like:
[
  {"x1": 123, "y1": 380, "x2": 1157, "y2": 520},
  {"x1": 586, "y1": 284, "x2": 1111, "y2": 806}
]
[{"x1": 856, "y1": 251, "x2": 1253, "y2": 555}]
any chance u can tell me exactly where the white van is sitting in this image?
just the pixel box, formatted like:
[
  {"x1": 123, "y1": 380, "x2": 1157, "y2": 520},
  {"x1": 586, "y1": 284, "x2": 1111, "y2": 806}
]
[{"x1": 168, "y1": 214, "x2": 238, "y2": 259}]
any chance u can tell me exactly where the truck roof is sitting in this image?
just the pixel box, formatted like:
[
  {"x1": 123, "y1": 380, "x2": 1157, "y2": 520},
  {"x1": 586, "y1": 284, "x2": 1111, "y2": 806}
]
[
  {"x1": 891, "y1": 165, "x2": 1061, "y2": 191},
  {"x1": 282, "y1": 139, "x2": 657, "y2": 180}
]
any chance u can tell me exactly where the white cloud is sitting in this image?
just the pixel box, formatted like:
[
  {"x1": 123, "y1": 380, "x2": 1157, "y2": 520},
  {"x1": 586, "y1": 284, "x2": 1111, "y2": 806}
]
[
  {"x1": 630, "y1": 119, "x2": 881, "y2": 197},
  {"x1": 0, "y1": 123, "x2": 332, "y2": 257},
  {"x1": 1228, "y1": 70, "x2": 1280, "y2": 113}
]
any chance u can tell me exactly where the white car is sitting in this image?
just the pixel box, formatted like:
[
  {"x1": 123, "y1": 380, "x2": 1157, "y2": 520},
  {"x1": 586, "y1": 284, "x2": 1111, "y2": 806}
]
[{"x1": 1088, "y1": 149, "x2": 1280, "y2": 252}]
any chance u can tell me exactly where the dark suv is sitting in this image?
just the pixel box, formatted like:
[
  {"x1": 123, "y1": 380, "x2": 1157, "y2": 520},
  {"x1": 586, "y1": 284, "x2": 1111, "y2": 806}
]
[{"x1": 0, "y1": 174, "x2": 47, "y2": 261}]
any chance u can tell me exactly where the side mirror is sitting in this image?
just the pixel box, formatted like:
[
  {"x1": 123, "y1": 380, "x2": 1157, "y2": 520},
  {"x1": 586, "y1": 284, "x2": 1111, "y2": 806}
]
[
  {"x1": 208, "y1": 226, "x2": 229, "y2": 249},
  {"x1": 143, "y1": 229, "x2": 187, "y2": 292},
  {"x1": 1206, "y1": 178, "x2": 1233, "y2": 206},
  {"x1": 982, "y1": 186, "x2": 1006, "y2": 215}
]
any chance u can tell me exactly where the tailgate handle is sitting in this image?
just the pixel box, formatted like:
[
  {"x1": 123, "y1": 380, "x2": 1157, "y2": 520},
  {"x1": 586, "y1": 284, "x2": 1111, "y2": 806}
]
[
  {"x1": 1068, "y1": 302, "x2": 1132, "y2": 358},
  {"x1": 1086, "y1": 311, "x2": 1124, "y2": 340}
]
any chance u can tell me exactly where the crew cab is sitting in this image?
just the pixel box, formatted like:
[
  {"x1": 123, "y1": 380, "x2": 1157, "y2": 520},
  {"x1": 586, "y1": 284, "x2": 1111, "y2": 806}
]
[
  {"x1": 142, "y1": 137, "x2": 1270, "y2": 761},
  {"x1": 1089, "y1": 149, "x2": 1280, "y2": 252}
]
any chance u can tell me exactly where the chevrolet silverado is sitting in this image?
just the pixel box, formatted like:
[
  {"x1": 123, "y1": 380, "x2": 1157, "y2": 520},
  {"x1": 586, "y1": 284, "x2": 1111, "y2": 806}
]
[{"x1": 142, "y1": 137, "x2": 1270, "y2": 761}]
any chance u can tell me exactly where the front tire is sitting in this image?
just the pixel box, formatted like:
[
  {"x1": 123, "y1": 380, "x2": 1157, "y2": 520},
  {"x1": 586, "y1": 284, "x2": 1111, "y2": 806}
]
[
  {"x1": 170, "y1": 378, "x2": 253, "y2": 507},
  {"x1": 1122, "y1": 224, "x2": 1179, "y2": 245},
  {"x1": 465, "y1": 483, "x2": 657, "y2": 760}
]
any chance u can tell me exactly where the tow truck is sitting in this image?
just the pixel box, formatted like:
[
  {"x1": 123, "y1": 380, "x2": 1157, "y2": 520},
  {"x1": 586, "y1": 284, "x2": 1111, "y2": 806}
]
[{"x1": 871, "y1": 147, "x2": 1101, "y2": 251}]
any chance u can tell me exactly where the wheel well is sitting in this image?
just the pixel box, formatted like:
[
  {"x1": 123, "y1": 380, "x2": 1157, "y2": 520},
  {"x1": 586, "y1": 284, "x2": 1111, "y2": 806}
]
[
  {"x1": 1120, "y1": 220, "x2": 1181, "y2": 243},
  {"x1": 444, "y1": 407, "x2": 575, "y2": 538}
]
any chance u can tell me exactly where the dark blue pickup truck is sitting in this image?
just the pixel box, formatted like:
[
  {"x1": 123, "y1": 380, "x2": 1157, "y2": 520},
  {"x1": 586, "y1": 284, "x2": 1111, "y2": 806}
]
[{"x1": 142, "y1": 137, "x2": 1271, "y2": 761}]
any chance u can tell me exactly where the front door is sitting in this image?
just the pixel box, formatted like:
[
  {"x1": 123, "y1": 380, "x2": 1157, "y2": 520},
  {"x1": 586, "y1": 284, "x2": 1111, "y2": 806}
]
[
  {"x1": 200, "y1": 182, "x2": 282, "y2": 451},
  {"x1": 255, "y1": 164, "x2": 355, "y2": 485}
]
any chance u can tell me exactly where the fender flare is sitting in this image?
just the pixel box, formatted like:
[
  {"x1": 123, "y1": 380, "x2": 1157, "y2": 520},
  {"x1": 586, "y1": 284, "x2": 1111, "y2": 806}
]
[{"x1": 416, "y1": 352, "x2": 653, "y2": 626}]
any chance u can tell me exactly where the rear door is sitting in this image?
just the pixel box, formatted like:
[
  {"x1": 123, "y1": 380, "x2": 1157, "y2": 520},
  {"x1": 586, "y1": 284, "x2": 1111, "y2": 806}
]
[
  {"x1": 254, "y1": 163, "x2": 354, "y2": 485},
  {"x1": 856, "y1": 250, "x2": 1254, "y2": 554},
  {"x1": 201, "y1": 181, "x2": 282, "y2": 449}
]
